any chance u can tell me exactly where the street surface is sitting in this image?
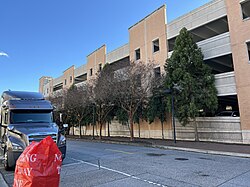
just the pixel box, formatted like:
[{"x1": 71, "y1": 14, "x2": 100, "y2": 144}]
[{"x1": 1, "y1": 140, "x2": 250, "y2": 187}]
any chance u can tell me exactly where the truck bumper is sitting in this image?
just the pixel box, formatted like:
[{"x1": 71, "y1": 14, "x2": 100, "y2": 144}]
[{"x1": 8, "y1": 145, "x2": 66, "y2": 168}]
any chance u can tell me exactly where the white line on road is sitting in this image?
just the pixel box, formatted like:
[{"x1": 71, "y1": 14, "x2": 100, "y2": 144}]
[{"x1": 68, "y1": 157, "x2": 168, "y2": 187}]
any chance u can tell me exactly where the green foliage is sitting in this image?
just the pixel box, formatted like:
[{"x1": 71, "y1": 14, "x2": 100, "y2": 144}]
[
  {"x1": 133, "y1": 102, "x2": 147, "y2": 124},
  {"x1": 165, "y1": 27, "x2": 218, "y2": 126},
  {"x1": 147, "y1": 93, "x2": 167, "y2": 125},
  {"x1": 115, "y1": 107, "x2": 128, "y2": 125}
]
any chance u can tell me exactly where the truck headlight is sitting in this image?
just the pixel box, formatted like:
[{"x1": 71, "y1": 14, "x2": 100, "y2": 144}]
[
  {"x1": 12, "y1": 142, "x2": 23, "y2": 151},
  {"x1": 59, "y1": 135, "x2": 66, "y2": 145}
]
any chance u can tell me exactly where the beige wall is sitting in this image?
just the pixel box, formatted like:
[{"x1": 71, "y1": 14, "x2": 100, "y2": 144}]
[
  {"x1": 63, "y1": 65, "x2": 75, "y2": 89},
  {"x1": 39, "y1": 76, "x2": 46, "y2": 93},
  {"x1": 39, "y1": 76, "x2": 52, "y2": 94},
  {"x1": 70, "y1": 117, "x2": 244, "y2": 144},
  {"x1": 129, "y1": 5, "x2": 168, "y2": 70},
  {"x1": 86, "y1": 45, "x2": 106, "y2": 80},
  {"x1": 226, "y1": 0, "x2": 250, "y2": 131}
]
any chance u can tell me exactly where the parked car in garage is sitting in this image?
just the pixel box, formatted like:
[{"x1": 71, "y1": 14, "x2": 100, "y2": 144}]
[{"x1": 215, "y1": 111, "x2": 240, "y2": 117}]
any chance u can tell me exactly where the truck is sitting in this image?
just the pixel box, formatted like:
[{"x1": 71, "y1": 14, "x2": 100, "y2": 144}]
[{"x1": 0, "y1": 91, "x2": 67, "y2": 170}]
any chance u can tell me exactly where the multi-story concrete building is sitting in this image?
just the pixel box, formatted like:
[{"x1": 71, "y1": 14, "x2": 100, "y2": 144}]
[{"x1": 39, "y1": 0, "x2": 250, "y2": 144}]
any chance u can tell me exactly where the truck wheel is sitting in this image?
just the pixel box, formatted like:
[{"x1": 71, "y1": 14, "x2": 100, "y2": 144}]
[{"x1": 4, "y1": 148, "x2": 12, "y2": 171}]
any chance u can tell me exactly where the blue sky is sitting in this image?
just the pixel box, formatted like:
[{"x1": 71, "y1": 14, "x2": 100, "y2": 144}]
[{"x1": 0, "y1": 0, "x2": 210, "y2": 94}]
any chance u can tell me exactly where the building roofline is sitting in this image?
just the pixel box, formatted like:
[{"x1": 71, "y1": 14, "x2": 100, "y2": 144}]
[
  {"x1": 87, "y1": 44, "x2": 106, "y2": 57},
  {"x1": 63, "y1": 65, "x2": 75, "y2": 73},
  {"x1": 128, "y1": 4, "x2": 166, "y2": 30},
  {"x1": 39, "y1": 76, "x2": 52, "y2": 81},
  {"x1": 107, "y1": 43, "x2": 129, "y2": 54},
  {"x1": 167, "y1": 0, "x2": 219, "y2": 25}
]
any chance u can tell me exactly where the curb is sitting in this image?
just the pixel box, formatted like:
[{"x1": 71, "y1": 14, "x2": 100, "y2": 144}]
[
  {"x1": 152, "y1": 145, "x2": 250, "y2": 158},
  {"x1": 0, "y1": 173, "x2": 8, "y2": 187},
  {"x1": 68, "y1": 138, "x2": 250, "y2": 158}
]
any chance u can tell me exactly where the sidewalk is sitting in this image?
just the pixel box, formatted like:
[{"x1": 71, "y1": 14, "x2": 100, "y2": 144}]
[{"x1": 67, "y1": 135, "x2": 250, "y2": 158}]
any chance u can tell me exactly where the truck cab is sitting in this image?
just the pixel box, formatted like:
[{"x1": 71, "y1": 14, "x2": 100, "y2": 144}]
[{"x1": 0, "y1": 91, "x2": 67, "y2": 170}]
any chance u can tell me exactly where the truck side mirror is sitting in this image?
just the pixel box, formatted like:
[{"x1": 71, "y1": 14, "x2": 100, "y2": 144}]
[
  {"x1": 59, "y1": 124, "x2": 68, "y2": 134},
  {"x1": 63, "y1": 124, "x2": 68, "y2": 128},
  {"x1": 59, "y1": 113, "x2": 63, "y2": 123}
]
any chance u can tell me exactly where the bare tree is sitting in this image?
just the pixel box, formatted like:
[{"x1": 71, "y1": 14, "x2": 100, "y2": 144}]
[
  {"x1": 113, "y1": 61, "x2": 156, "y2": 141},
  {"x1": 48, "y1": 91, "x2": 65, "y2": 128},
  {"x1": 64, "y1": 85, "x2": 92, "y2": 138},
  {"x1": 92, "y1": 64, "x2": 116, "y2": 139}
]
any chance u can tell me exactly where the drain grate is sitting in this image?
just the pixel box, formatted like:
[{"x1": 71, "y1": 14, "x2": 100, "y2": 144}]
[
  {"x1": 146, "y1": 153, "x2": 166, "y2": 156},
  {"x1": 200, "y1": 174, "x2": 210, "y2": 177},
  {"x1": 175, "y1": 158, "x2": 189, "y2": 161}
]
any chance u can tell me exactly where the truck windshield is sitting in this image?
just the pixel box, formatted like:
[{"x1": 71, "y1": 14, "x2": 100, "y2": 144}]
[{"x1": 10, "y1": 110, "x2": 53, "y2": 123}]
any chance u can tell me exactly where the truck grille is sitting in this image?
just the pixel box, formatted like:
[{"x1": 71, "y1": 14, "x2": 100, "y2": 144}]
[{"x1": 28, "y1": 134, "x2": 57, "y2": 144}]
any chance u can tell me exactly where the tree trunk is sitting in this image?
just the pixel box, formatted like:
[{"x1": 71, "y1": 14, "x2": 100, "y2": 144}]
[
  {"x1": 129, "y1": 113, "x2": 134, "y2": 141},
  {"x1": 79, "y1": 122, "x2": 82, "y2": 138},
  {"x1": 107, "y1": 122, "x2": 110, "y2": 137},
  {"x1": 138, "y1": 122, "x2": 141, "y2": 138},
  {"x1": 92, "y1": 124, "x2": 95, "y2": 139},
  {"x1": 72, "y1": 126, "x2": 74, "y2": 136},
  {"x1": 161, "y1": 121, "x2": 164, "y2": 140},
  {"x1": 99, "y1": 123, "x2": 102, "y2": 139},
  {"x1": 194, "y1": 118, "x2": 199, "y2": 141}
]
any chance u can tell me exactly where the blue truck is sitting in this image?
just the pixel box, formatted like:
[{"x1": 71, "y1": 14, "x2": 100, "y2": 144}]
[{"x1": 0, "y1": 91, "x2": 67, "y2": 170}]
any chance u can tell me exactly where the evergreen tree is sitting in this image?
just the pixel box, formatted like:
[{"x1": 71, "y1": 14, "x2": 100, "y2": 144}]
[{"x1": 165, "y1": 27, "x2": 218, "y2": 141}]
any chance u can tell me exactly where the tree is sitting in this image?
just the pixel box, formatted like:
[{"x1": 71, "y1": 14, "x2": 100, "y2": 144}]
[
  {"x1": 48, "y1": 92, "x2": 71, "y2": 133},
  {"x1": 133, "y1": 100, "x2": 148, "y2": 138},
  {"x1": 147, "y1": 91, "x2": 168, "y2": 139},
  {"x1": 165, "y1": 27, "x2": 218, "y2": 141},
  {"x1": 64, "y1": 85, "x2": 92, "y2": 138},
  {"x1": 113, "y1": 61, "x2": 155, "y2": 141},
  {"x1": 93, "y1": 64, "x2": 116, "y2": 139},
  {"x1": 105, "y1": 107, "x2": 115, "y2": 137},
  {"x1": 116, "y1": 107, "x2": 128, "y2": 125}
]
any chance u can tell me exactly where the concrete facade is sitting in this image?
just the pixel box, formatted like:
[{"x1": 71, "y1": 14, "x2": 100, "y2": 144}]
[
  {"x1": 39, "y1": 76, "x2": 52, "y2": 95},
  {"x1": 70, "y1": 117, "x2": 242, "y2": 144},
  {"x1": 63, "y1": 66, "x2": 75, "y2": 89},
  {"x1": 129, "y1": 5, "x2": 168, "y2": 69},
  {"x1": 39, "y1": 0, "x2": 250, "y2": 144},
  {"x1": 86, "y1": 45, "x2": 106, "y2": 80},
  {"x1": 225, "y1": 0, "x2": 250, "y2": 143}
]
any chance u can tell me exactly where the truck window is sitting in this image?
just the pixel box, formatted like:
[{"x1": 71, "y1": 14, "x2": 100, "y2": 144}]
[{"x1": 10, "y1": 110, "x2": 53, "y2": 124}]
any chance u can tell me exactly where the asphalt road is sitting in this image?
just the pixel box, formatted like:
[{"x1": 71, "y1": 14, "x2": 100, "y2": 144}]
[{"x1": 1, "y1": 140, "x2": 250, "y2": 187}]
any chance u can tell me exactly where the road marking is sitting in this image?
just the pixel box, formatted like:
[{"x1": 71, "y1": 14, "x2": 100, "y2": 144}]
[
  {"x1": 69, "y1": 157, "x2": 168, "y2": 187},
  {"x1": 105, "y1": 149, "x2": 134, "y2": 155}
]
